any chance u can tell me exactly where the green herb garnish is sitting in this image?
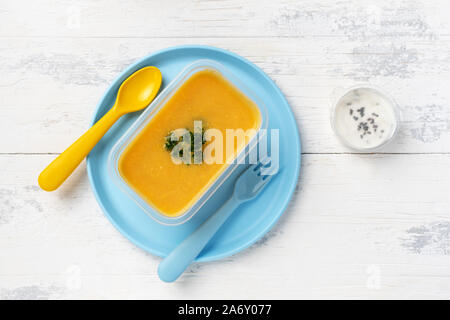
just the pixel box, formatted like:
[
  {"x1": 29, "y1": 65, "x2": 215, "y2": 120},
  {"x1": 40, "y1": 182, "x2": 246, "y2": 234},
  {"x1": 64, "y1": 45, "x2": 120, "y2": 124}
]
[{"x1": 164, "y1": 121, "x2": 206, "y2": 164}]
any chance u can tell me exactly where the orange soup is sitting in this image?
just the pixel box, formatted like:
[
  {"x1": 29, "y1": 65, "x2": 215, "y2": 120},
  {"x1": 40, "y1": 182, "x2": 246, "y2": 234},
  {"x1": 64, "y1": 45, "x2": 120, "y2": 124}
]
[{"x1": 119, "y1": 69, "x2": 261, "y2": 216}]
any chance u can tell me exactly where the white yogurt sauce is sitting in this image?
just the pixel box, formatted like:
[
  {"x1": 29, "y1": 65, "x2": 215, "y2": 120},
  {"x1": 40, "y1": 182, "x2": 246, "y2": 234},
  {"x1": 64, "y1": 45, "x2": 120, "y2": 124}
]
[{"x1": 332, "y1": 87, "x2": 397, "y2": 150}]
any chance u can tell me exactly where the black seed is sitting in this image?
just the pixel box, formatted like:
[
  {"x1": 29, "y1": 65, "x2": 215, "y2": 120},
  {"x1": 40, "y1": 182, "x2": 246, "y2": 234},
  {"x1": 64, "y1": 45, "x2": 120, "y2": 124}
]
[
  {"x1": 353, "y1": 116, "x2": 359, "y2": 121},
  {"x1": 349, "y1": 109, "x2": 353, "y2": 115},
  {"x1": 372, "y1": 112, "x2": 379, "y2": 117},
  {"x1": 356, "y1": 107, "x2": 366, "y2": 118}
]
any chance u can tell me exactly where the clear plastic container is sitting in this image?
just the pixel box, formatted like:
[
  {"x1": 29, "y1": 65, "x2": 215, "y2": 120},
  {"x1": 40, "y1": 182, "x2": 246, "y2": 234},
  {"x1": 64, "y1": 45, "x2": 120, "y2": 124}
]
[{"x1": 108, "y1": 60, "x2": 268, "y2": 225}]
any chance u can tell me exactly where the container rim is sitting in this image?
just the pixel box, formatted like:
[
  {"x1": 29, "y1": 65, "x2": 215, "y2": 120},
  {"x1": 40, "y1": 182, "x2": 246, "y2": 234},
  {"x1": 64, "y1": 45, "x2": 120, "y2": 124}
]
[
  {"x1": 330, "y1": 84, "x2": 401, "y2": 152},
  {"x1": 108, "y1": 59, "x2": 269, "y2": 225}
]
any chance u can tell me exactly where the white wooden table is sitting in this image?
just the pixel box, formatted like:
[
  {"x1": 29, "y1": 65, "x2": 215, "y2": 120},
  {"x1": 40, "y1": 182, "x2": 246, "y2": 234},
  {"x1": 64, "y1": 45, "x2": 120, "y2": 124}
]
[{"x1": 1, "y1": 0, "x2": 450, "y2": 299}]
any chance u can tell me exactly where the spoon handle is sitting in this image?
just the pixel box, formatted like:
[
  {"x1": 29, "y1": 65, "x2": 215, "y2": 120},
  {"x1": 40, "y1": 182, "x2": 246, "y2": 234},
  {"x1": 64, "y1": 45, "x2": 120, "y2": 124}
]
[
  {"x1": 158, "y1": 198, "x2": 240, "y2": 283},
  {"x1": 38, "y1": 107, "x2": 120, "y2": 191}
]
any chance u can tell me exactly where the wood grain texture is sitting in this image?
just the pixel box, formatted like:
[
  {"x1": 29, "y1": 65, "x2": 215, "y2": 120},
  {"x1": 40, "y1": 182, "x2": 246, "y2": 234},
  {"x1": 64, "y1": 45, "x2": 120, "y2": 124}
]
[
  {"x1": 2, "y1": 36, "x2": 450, "y2": 153},
  {"x1": 0, "y1": 0, "x2": 449, "y2": 299},
  {"x1": 1, "y1": 154, "x2": 449, "y2": 299}
]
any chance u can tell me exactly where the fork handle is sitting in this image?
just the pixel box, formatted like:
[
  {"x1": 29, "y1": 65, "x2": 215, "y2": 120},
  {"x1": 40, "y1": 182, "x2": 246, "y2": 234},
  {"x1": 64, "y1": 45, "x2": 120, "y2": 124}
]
[{"x1": 158, "y1": 197, "x2": 240, "y2": 282}]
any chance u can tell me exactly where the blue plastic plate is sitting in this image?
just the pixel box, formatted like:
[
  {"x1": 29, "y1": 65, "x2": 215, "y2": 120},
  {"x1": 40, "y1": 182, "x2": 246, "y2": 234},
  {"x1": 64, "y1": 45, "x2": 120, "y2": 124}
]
[{"x1": 86, "y1": 45, "x2": 301, "y2": 262}]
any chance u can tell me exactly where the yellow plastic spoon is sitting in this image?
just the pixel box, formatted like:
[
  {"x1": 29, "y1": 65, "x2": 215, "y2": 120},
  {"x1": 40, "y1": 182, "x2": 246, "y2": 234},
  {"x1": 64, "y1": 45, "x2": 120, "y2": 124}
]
[{"x1": 38, "y1": 66, "x2": 162, "y2": 191}]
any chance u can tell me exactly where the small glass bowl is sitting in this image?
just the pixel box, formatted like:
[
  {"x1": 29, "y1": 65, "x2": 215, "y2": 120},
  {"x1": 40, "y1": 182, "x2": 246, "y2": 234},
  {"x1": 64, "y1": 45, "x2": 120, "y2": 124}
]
[{"x1": 330, "y1": 85, "x2": 401, "y2": 152}]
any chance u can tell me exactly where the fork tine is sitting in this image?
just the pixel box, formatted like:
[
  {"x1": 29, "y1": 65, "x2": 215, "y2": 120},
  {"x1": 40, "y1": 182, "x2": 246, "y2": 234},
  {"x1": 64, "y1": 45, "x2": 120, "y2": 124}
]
[
  {"x1": 259, "y1": 156, "x2": 271, "y2": 166},
  {"x1": 250, "y1": 162, "x2": 262, "y2": 172},
  {"x1": 251, "y1": 156, "x2": 271, "y2": 173},
  {"x1": 252, "y1": 170, "x2": 274, "y2": 193},
  {"x1": 256, "y1": 163, "x2": 278, "y2": 187},
  {"x1": 261, "y1": 164, "x2": 278, "y2": 177},
  {"x1": 253, "y1": 157, "x2": 278, "y2": 177}
]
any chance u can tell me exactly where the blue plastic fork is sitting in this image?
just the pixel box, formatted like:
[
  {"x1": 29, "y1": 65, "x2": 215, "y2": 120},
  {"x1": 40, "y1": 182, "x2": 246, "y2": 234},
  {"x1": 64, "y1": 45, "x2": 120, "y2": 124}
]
[{"x1": 158, "y1": 160, "x2": 277, "y2": 282}]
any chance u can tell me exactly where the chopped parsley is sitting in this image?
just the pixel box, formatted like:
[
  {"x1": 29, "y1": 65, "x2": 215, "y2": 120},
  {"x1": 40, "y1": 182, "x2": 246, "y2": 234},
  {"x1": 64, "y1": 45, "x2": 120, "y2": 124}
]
[{"x1": 164, "y1": 121, "x2": 206, "y2": 164}]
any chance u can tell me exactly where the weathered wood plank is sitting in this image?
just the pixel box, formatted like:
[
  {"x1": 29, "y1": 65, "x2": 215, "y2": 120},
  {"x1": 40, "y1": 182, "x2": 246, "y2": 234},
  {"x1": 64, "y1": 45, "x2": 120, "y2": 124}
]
[
  {"x1": 1, "y1": 154, "x2": 449, "y2": 299},
  {"x1": 1, "y1": 36, "x2": 450, "y2": 153},
  {"x1": 1, "y1": 0, "x2": 450, "y2": 38}
]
